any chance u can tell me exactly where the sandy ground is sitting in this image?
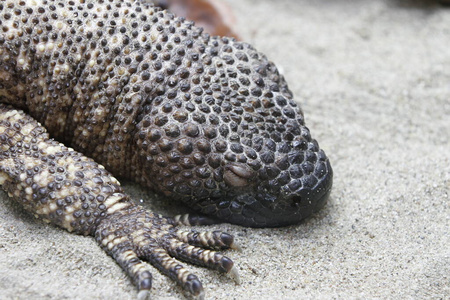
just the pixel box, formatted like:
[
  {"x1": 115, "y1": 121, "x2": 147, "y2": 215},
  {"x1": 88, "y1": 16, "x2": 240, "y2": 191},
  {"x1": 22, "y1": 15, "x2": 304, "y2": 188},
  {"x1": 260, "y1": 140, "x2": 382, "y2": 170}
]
[{"x1": 0, "y1": 0, "x2": 449, "y2": 299}]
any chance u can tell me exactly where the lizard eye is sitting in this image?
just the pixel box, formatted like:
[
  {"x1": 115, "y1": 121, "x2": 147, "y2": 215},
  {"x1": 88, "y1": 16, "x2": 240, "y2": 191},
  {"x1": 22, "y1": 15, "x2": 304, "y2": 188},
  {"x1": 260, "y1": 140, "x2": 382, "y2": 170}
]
[{"x1": 223, "y1": 164, "x2": 255, "y2": 187}]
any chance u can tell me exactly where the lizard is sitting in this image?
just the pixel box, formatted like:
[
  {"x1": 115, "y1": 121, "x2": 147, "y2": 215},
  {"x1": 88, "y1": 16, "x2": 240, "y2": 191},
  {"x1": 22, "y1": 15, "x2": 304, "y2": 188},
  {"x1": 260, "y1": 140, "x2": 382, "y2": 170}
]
[{"x1": 0, "y1": 0, "x2": 333, "y2": 298}]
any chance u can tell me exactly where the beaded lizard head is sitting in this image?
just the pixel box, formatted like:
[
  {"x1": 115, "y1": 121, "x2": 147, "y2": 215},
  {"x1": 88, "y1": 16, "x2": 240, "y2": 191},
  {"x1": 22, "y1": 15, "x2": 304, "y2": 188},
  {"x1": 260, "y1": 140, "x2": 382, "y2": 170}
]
[{"x1": 128, "y1": 19, "x2": 333, "y2": 227}]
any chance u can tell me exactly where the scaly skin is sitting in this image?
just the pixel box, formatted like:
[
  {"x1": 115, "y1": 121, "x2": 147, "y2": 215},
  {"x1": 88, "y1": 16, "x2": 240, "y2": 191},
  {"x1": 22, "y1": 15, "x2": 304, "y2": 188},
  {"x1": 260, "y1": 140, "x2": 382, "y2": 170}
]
[{"x1": 0, "y1": 0, "x2": 332, "y2": 297}]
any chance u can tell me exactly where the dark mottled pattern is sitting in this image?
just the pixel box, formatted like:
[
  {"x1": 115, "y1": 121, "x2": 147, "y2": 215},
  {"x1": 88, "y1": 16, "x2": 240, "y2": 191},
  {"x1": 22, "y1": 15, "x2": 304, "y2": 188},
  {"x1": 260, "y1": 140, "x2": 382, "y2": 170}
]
[{"x1": 0, "y1": 0, "x2": 332, "y2": 297}]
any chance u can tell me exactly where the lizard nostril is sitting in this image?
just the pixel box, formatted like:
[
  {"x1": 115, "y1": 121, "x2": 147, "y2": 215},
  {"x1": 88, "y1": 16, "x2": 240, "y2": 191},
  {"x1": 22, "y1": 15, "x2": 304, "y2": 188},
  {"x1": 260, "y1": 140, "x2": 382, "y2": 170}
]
[{"x1": 290, "y1": 195, "x2": 303, "y2": 208}]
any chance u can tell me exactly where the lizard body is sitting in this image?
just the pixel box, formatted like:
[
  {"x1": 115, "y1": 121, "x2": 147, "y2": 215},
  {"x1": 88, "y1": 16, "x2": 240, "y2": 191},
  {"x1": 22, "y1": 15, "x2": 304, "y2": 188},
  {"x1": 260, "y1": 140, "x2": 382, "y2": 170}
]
[{"x1": 0, "y1": 0, "x2": 332, "y2": 297}]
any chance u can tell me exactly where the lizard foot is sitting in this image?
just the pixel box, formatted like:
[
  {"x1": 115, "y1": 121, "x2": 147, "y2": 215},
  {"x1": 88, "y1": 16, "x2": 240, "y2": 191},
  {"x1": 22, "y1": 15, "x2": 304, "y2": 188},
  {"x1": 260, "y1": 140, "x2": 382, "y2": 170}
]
[{"x1": 95, "y1": 203, "x2": 239, "y2": 298}]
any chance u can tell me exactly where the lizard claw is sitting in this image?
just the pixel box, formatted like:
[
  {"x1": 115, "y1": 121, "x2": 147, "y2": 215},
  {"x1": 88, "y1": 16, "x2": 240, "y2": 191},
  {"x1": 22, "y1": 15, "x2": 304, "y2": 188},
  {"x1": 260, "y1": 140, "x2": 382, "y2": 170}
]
[
  {"x1": 95, "y1": 205, "x2": 238, "y2": 298},
  {"x1": 228, "y1": 265, "x2": 241, "y2": 284},
  {"x1": 137, "y1": 290, "x2": 151, "y2": 300}
]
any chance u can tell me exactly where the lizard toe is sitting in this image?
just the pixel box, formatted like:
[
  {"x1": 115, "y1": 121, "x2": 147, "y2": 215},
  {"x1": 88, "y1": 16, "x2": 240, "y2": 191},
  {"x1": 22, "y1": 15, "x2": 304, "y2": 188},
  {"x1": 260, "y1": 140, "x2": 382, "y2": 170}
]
[
  {"x1": 95, "y1": 205, "x2": 239, "y2": 297},
  {"x1": 174, "y1": 229, "x2": 241, "y2": 251}
]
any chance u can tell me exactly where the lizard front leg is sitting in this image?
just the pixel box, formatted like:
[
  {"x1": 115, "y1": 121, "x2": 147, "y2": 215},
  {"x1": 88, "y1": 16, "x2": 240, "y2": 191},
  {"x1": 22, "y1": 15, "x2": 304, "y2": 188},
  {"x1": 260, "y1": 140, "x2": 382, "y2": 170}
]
[{"x1": 0, "y1": 104, "x2": 239, "y2": 298}]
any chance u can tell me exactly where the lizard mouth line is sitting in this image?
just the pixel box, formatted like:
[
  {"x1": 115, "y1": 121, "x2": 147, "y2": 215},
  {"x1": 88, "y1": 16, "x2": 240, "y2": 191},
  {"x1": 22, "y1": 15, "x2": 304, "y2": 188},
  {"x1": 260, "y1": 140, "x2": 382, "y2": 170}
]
[{"x1": 203, "y1": 158, "x2": 333, "y2": 227}]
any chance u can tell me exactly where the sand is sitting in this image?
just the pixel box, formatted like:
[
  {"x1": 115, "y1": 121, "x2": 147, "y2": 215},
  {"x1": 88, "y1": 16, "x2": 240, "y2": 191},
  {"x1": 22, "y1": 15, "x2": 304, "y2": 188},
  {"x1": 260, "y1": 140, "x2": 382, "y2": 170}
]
[{"x1": 0, "y1": 0, "x2": 448, "y2": 299}]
